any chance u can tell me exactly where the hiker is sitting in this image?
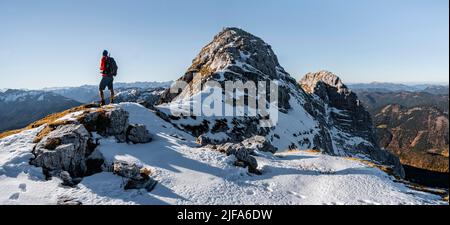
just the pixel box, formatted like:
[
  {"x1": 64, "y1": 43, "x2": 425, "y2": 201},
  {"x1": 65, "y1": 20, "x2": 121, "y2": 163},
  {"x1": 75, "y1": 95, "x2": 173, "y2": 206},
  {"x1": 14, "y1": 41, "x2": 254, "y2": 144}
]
[{"x1": 99, "y1": 50, "x2": 118, "y2": 106}]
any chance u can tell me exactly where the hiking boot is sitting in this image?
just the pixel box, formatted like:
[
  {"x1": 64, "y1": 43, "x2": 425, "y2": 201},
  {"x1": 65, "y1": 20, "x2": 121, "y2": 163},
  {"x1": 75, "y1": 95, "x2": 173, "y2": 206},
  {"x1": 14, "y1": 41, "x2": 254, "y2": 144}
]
[{"x1": 100, "y1": 99, "x2": 106, "y2": 106}]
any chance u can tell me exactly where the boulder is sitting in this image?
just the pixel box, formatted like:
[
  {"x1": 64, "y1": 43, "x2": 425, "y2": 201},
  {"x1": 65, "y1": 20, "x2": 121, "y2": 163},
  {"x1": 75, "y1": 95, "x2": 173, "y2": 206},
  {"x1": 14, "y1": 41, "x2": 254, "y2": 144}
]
[
  {"x1": 81, "y1": 107, "x2": 129, "y2": 138},
  {"x1": 126, "y1": 124, "x2": 152, "y2": 144},
  {"x1": 106, "y1": 108, "x2": 129, "y2": 136},
  {"x1": 59, "y1": 171, "x2": 76, "y2": 187},
  {"x1": 196, "y1": 134, "x2": 212, "y2": 146},
  {"x1": 113, "y1": 160, "x2": 142, "y2": 180},
  {"x1": 113, "y1": 160, "x2": 157, "y2": 192},
  {"x1": 242, "y1": 135, "x2": 277, "y2": 153},
  {"x1": 31, "y1": 124, "x2": 96, "y2": 178},
  {"x1": 223, "y1": 143, "x2": 260, "y2": 174}
]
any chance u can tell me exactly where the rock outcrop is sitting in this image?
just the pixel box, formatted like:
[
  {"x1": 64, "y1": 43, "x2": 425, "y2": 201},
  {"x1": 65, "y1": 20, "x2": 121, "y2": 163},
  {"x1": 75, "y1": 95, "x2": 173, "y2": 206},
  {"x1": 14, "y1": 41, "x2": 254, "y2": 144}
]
[
  {"x1": 31, "y1": 124, "x2": 96, "y2": 178},
  {"x1": 299, "y1": 71, "x2": 404, "y2": 177},
  {"x1": 113, "y1": 160, "x2": 157, "y2": 191},
  {"x1": 30, "y1": 105, "x2": 153, "y2": 185},
  {"x1": 214, "y1": 142, "x2": 260, "y2": 174},
  {"x1": 155, "y1": 28, "x2": 405, "y2": 178},
  {"x1": 126, "y1": 124, "x2": 153, "y2": 144},
  {"x1": 158, "y1": 27, "x2": 296, "y2": 110}
]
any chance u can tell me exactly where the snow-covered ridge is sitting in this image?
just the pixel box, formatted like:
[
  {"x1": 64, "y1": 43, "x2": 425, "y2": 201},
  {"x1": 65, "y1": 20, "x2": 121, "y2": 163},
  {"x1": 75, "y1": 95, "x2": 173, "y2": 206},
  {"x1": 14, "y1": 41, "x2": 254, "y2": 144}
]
[
  {"x1": 0, "y1": 89, "x2": 74, "y2": 103},
  {"x1": 0, "y1": 103, "x2": 445, "y2": 205},
  {"x1": 42, "y1": 81, "x2": 172, "y2": 103}
]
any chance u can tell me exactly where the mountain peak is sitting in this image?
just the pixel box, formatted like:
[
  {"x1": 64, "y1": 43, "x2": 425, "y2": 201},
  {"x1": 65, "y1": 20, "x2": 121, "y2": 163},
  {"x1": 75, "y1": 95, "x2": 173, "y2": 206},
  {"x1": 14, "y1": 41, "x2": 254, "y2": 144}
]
[
  {"x1": 299, "y1": 70, "x2": 349, "y2": 94},
  {"x1": 187, "y1": 27, "x2": 287, "y2": 80},
  {"x1": 159, "y1": 28, "x2": 292, "y2": 103}
]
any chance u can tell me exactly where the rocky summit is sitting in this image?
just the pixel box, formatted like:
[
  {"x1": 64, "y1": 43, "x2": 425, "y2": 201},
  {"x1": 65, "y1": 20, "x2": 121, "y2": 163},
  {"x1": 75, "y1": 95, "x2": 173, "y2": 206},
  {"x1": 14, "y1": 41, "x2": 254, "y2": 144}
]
[
  {"x1": 158, "y1": 27, "x2": 296, "y2": 110},
  {"x1": 156, "y1": 28, "x2": 404, "y2": 177}
]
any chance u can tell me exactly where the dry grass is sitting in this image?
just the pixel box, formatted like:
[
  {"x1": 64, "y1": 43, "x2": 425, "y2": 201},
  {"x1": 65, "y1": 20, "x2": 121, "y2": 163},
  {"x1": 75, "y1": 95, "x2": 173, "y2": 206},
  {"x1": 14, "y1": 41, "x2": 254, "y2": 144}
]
[
  {"x1": 286, "y1": 149, "x2": 321, "y2": 154},
  {"x1": 345, "y1": 157, "x2": 396, "y2": 178},
  {"x1": 0, "y1": 103, "x2": 100, "y2": 141},
  {"x1": 396, "y1": 179, "x2": 449, "y2": 202},
  {"x1": 33, "y1": 120, "x2": 77, "y2": 143},
  {"x1": 303, "y1": 149, "x2": 322, "y2": 154}
]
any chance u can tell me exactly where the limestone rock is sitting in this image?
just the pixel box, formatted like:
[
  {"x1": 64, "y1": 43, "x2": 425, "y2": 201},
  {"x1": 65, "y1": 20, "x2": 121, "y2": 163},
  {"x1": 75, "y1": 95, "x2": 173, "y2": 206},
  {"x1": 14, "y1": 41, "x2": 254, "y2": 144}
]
[
  {"x1": 31, "y1": 124, "x2": 96, "y2": 178},
  {"x1": 126, "y1": 124, "x2": 152, "y2": 144}
]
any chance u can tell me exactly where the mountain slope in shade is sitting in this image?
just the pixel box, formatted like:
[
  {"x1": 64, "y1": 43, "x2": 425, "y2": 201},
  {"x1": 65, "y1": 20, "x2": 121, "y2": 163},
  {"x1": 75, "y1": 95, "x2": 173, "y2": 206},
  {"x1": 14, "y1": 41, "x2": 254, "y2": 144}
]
[
  {"x1": 158, "y1": 28, "x2": 404, "y2": 177},
  {"x1": 0, "y1": 89, "x2": 82, "y2": 132}
]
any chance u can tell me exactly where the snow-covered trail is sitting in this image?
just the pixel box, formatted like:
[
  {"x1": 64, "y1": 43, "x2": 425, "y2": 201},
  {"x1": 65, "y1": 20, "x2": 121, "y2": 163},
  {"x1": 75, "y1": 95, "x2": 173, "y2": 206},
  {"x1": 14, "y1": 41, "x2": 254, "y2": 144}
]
[{"x1": 0, "y1": 103, "x2": 446, "y2": 205}]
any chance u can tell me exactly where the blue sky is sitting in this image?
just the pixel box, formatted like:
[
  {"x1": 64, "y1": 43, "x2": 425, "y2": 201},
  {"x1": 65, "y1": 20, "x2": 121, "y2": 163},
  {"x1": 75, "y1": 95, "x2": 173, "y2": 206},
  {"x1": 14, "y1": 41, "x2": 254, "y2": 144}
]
[{"x1": 0, "y1": 0, "x2": 448, "y2": 89}]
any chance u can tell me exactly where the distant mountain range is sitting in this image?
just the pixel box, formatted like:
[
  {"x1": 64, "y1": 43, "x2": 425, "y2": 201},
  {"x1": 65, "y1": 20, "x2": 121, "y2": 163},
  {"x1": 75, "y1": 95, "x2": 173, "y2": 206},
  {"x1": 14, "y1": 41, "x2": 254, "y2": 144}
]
[
  {"x1": 43, "y1": 81, "x2": 172, "y2": 103},
  {"x1": 0, "y1": 82, "x2": 172, "y2": 132},
  {"x1": 0, "y1": 89, "x2": 81, "y2": 132},
  {"x1": 348, "y1": 82, "x2": 449, "y2": 94},
  {"x1": 356, "y1": 91, "x2": 449, "y2": 114}
]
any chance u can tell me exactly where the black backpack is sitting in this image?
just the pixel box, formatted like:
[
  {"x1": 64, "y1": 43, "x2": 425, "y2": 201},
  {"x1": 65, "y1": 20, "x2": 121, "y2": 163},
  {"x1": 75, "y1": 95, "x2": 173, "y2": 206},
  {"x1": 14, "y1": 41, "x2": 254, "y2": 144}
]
[{"x1": 105, "y1": 56, "x2": 118, "y2": 77}]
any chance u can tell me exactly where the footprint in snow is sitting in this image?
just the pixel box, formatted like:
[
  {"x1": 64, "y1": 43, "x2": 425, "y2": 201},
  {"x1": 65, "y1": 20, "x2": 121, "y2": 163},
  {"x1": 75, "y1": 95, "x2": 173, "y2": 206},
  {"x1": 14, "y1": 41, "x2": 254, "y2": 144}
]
[
  {"x1": 19, "y1": 183, "x2": 27, "y2": 192},
  {"x1": 287, "y1": 191, "x2": 306, "y2": 199},
  {"x1": 9, "y1": 193, "x2": 20, "y2": 200},
  {"x1": 246, "y1": 190, "x2": 255, "y2": 195},
  {"x1": 262, "y1": 183, "x2": 274, "y2": 192}
]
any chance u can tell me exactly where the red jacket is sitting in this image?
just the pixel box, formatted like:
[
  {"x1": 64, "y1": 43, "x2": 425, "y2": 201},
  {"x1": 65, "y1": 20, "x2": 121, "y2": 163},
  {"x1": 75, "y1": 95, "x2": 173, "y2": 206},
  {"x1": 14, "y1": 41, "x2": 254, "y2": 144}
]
[{"x1": 100, "y1": 56, "x2": 107, "y2": 77}]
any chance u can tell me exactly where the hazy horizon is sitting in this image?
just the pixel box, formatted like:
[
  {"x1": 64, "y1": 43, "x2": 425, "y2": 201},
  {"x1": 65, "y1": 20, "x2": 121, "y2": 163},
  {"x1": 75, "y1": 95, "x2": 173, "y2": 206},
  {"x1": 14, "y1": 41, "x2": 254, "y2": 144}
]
[
  {"x1": 1, "y1": 0, "x2": 448, "y2": 89},
  {"x1": 0, "y1": 80, "x2": 448, "y2": 92}
]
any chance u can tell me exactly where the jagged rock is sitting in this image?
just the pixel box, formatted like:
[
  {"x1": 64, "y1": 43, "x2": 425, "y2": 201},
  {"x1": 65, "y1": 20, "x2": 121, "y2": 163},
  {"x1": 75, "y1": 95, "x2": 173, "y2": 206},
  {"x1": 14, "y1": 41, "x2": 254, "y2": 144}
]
[
  {"x1": 113, "y1": 160, "x2": 142, "y2": 180},
  {"x1": 225, "y1": 143, "x2": 259, "y2": 174},
  {"x1": 157, "y1": 27, "x2": 295, "y2": 108},
  {"x1": 59, "y1": 171, "x2": 75, "y2": 187},
  {"x1": 299, "y1": 70, "x2": 405, "y2": 177},
  {"x1": 106, "y1": 108, "x2": 129, "y2": 135},
  {"x1": 31, "y1": 124, "x2": 97, "y2": 178},
  {"x1": 196, "y1": 134, "x2": 212, "y2": 146},
  {"x1": 113, "y1": 160, "x2": 157, "y2": 192},
  {"x1": 215, "y1": 142, "x2": 235, "y2": 153},
  {"x1": 81, "y1": 107, "x2": 129, "y2": 138},
  {"x1": 241, "y1": 135, "x2": 277, "y2": 153},
  {"x1": 126, "y1": 124, "x2": 152, "y2": 144}
]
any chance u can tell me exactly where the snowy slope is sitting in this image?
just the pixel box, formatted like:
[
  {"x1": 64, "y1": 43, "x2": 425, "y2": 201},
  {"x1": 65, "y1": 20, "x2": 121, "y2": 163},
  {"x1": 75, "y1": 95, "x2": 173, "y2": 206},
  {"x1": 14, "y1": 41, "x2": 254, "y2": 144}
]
[{"x1": 0, "y1": 103, "x2": 445, "y2": 205}]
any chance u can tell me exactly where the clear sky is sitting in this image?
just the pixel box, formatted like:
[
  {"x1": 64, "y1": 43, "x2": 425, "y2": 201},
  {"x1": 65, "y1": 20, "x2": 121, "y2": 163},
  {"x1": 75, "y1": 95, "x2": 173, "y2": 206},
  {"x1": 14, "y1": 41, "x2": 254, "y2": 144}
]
[{"x1": 0, "y1": 0, "x2": 448, "y2": 89}]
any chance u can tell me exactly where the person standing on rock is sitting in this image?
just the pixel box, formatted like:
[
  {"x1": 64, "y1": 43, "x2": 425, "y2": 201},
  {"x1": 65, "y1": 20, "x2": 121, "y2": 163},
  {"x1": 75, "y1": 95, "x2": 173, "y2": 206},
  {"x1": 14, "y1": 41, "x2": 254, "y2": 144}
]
[{"x1": 99, "y1": 50, "x2": 118, "y2": 106}]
